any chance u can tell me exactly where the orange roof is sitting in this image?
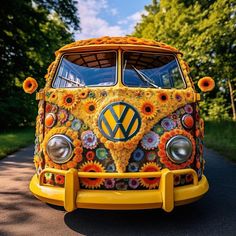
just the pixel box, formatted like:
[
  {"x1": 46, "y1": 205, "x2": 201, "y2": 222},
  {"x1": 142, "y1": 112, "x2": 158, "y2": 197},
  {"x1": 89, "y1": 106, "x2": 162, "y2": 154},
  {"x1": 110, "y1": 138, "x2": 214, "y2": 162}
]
[{"x1": 57, "y1": 36, "x2": 180, "y2": 54}]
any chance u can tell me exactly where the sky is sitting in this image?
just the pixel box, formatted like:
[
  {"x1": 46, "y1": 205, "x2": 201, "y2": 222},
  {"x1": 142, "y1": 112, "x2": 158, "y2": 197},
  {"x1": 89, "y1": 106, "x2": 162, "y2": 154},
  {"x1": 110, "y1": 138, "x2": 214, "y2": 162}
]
[{"x1": 75, "y1": 0, "x2": 151, "y2": 40}]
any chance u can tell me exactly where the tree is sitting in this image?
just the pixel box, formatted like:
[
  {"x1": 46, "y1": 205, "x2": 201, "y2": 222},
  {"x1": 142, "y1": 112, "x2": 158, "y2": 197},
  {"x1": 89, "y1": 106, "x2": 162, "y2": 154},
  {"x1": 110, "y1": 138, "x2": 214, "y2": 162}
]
[
  {"x1": 133, "y1": 0, "x2": 236, "y2": 120},
  {"x1": 0, "y1": 0, "x2": 80, "y2": 130}
]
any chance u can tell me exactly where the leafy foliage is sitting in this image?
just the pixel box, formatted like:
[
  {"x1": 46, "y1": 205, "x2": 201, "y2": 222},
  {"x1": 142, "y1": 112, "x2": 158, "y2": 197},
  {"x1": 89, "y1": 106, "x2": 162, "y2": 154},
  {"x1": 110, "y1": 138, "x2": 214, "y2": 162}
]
[
  {"x1": 0, "y1": 0, "x2": 79, "y2": 130},
  {"x1": 133, "y1": 0, "x2": 236, "y2": 120}
]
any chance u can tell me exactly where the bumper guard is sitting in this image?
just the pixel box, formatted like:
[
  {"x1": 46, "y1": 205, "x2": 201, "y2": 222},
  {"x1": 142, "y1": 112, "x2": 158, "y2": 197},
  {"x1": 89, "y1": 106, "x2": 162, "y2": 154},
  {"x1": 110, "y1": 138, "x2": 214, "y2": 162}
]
[{"x1": 30, "y1": 168, "x2": 208, "y2": 212}]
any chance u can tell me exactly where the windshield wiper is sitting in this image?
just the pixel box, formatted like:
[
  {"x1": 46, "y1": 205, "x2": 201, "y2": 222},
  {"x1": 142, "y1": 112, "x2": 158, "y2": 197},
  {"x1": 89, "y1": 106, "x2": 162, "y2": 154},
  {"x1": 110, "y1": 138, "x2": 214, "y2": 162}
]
[
  {"x1": 59, "y1": 75, "x2": 85, "y2": 87},
  {"x1": 131, "y1": 65, "x2": 159, "y2": 88}
]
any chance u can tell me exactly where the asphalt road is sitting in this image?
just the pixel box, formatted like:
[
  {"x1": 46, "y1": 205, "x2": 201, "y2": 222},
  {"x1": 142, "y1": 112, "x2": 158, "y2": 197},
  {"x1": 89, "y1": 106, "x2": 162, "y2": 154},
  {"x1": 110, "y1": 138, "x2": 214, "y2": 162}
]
[{"x1": 0, "y1": 145, "x2": 236, "y2": 236}]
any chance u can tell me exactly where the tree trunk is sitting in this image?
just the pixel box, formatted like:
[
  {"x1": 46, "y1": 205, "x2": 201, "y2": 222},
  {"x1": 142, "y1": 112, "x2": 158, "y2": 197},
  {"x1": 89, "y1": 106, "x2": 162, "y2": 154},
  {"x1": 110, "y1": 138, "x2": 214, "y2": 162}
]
[{"x1": 228, "y1": 78, "x2": 236, "y2": 121}]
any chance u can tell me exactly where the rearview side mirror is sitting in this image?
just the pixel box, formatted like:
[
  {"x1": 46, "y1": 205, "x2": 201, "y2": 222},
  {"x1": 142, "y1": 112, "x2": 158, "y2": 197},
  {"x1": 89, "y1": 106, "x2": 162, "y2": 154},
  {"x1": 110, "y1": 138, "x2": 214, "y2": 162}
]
[
  {"x1": 23, "y1": 77, "x2": 38, "y2": 94},
  {"x1": 198, "y1": 77, "x2": 215, "y2": 92}
]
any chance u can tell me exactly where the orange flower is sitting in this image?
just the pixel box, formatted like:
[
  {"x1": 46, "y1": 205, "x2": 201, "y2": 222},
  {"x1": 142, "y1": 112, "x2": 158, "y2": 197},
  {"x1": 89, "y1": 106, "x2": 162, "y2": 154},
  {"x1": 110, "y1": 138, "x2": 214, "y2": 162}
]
[
  {"x1": 139, "y1": 162, "x2": 161, "y2": 189},
  {"x1": 67, "y1": 161, "x2": 77, "y2": 168},
  {"x1": 61, "y1": 164, "x2": 68, "y2": 170},
  {"x1": 45, "y1": 113, "x2": 56, "y2": 128},
  {"x1": 60, "y1": 92, "x2": 78, "y2": 110},
  {"x1": 140, "y1": 101, "x2": 157, "y2": 119},
  {"x1": 49, "y1": 92, "x2": 58, "y2": 103},
  {"x1": 55, "y1": 174, "x2": 65, "y2": 185},
  {"x1": 182, "y1": 114, "x2": 194, "y2": 129},
  {"x1": 78, "y1": 89, "x2": 89, "y2": 99},
  {"x1": 73, "y1": 154, "x2": 82, "y2": 163},
  {"x1": 73, "y1": 139, "x2": 82, "y2": 146},
  {"x1": 157, "y1": 91, "x2": 169, "y2": 103},
  {"x1": 23, "y1": 77, "x2": 38, "y2": 94},
  {"x1": 86, "y1": 151, "x2": 95, "y2": 161},
  {"x1": 79, "y1": 161, "x2": 105, "y2": 189},
  {"x1": 83, "y1": 99, "x2": 97, "y2": 114},
  {"x1": 45, "y1": 103, "x2": 52, "y2": 113},
  {"x1": 74, "y1": 147, "x2": 83, "y2": 155},
  {"x1": 198, "y1": 77, "x2": 215, "y2": 92}
]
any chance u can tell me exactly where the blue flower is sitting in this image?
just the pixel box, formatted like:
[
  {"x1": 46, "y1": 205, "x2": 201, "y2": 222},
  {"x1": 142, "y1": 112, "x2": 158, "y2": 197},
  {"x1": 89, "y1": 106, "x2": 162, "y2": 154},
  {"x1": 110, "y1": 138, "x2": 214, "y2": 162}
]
[
  {"x1": 161, "y1": 118, "x2": 176, "y2": 131},
  {"x1": 128, "y1": 162, "x2": 139, "y2": 172},
  {"x1": 71, "y1": 119, "x2": 82, "y2": 131},
  {"x1": 132, "y1": 148, "x2": 144, "y2": 161},
  {"x1": 106, "y1": 163, "x2": 116, "y2": 172}
]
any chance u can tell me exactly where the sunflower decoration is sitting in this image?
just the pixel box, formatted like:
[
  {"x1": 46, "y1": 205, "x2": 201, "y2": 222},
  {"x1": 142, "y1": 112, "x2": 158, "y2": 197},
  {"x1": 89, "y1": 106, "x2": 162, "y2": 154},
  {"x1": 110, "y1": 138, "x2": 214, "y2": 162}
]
[
  {"x1": 83, "y1": 98, "x2": 98, "y2": 114},
  {"x1": 59, "y1": 92, "x2": 78, "y2": 110},
  {"x1": 78, "y1": 89, "x2": 89, "y2": 99},
  {"x1": 198, "y1": 77, "x2": 215, "y2": 92},
  {"x1": 48, "y1": 91, "x2": 58, "y2": 103},
  {"x1": 140, "y1": 100, "x2": 157, "y2": 119},
  {"x1": 79, "y1": 161, "x2": 105, "y2": 189},
  {"x1": 23, "y1": 77, "x2": 38, "y2": 94},
  {"x1": 184, "y1": 88, "x2": 194, "y2": 102},
  {"x1": 145, "y1": 90, "x2": 153, "y2": 98},
  {"x1": 158, "y1": 129, "x2": 196, "y2": 170},
  {"x1": 139, "y1": 162, "x2": 161, "y2": 189},
  {"x1": 173, "y1": 91, "x2": 183, "y2": 103},
  {"x1": 157, "y1": 91, "x2": 169, "y2": 104}
]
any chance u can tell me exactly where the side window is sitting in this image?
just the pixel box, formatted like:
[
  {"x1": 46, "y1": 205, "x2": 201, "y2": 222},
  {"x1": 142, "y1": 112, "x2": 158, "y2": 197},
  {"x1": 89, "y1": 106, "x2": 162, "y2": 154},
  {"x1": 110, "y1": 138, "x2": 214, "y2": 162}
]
[
  {"x1": 161, "y1": 73, "x2": 172, "y2": 88},
  {"x1": 53, "y1": 51, "x2": 117, "y2": 88},
  {"x1": 171, "y1": 67, "x2": 184, "y2": 89}
]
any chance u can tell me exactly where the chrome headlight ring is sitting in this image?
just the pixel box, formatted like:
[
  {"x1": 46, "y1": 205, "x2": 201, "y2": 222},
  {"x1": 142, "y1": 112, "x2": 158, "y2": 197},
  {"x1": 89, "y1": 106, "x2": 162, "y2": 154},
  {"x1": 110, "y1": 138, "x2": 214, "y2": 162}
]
[
  {"x1": 46, "y1": 134, "x2": 73, "y2": 164},
  {"x1": 166, "y1": 135, "x2": 193, "y2": 164}
]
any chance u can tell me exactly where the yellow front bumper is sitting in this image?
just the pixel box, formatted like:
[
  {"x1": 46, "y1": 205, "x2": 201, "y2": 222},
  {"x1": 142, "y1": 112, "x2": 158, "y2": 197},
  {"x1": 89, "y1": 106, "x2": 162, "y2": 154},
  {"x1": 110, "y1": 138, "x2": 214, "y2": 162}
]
[{"x1": 30, "y1": 168, "x2": 209, "y2": 212}]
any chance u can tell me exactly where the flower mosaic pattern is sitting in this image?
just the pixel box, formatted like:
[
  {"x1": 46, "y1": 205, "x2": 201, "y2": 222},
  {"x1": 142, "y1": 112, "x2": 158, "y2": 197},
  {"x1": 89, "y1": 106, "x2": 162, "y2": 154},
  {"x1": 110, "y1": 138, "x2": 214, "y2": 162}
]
[
  {"x1": 35, "y1": 81, "x2": 204, "y2": 190},
  {"x1": 141, "y1": 131, "x2": 160, "y2": 150},
  {"x1": 81, "y1": 130, "x2": 98, "y2": 149}
]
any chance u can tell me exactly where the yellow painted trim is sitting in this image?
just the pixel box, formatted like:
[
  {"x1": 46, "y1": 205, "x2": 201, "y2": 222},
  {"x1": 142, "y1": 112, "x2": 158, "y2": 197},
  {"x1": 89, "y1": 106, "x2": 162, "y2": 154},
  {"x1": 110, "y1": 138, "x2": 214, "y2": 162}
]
[
  {"x1": 116, "y1": 48, "x2": 122, "y2": 87},
  {"x1": 30, "y1": 168, "x2": 208, "y2": 212},
  {"x1": 64, "y1": 168, "x2": 79, "y2": 211},
  {"x1": 159, "y1": 169, "x2": 174, "y2": 212},
  {"x1": 194, "y1": 93, "x2": 201, "y2": 101},
  {"x1": 57, "y1": 44, "x2": 181, "y2": 56},
  {"x1": 36, "y1": 91, "x2": 45, "y2": 100}
]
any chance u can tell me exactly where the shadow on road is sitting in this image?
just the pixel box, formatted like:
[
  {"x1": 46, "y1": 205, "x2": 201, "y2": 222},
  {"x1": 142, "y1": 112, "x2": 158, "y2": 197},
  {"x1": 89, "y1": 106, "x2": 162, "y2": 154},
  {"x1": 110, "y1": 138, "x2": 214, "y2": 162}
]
[
  {"x1": 63, "y1": 148, "x2": 236, "y2": 236},
  {"x1": 64, "y1": 202, "x2": 210, "y2": 235}
]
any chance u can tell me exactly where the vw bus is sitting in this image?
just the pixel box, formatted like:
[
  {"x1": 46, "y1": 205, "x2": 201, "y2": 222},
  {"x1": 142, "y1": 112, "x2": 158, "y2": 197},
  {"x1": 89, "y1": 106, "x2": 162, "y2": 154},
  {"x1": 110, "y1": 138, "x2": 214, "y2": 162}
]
[{"x1": 23, "y1": 36, "x2": 215, "y2": 212}]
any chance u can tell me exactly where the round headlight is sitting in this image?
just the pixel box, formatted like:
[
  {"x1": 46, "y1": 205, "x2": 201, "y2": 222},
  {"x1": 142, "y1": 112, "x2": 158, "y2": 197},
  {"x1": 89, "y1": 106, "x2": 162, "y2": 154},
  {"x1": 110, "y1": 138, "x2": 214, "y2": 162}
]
[
  {"x1": 166, "y1": 135, "x2": 192, "y2": 164},
  {"x1": 46, "y1": 135, "x2": 73, "y2": 164}
]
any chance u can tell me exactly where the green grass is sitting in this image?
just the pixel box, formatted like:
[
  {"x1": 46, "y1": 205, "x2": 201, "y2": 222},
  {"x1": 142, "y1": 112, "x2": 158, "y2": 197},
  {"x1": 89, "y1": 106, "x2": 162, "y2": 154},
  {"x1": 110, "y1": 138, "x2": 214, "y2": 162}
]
[
  {"x1": 0, "y1": 127, "x2": 34, "y2": 159},
  {"x1": 204, "y1": 120, "x2": 236, "y2": 162}
]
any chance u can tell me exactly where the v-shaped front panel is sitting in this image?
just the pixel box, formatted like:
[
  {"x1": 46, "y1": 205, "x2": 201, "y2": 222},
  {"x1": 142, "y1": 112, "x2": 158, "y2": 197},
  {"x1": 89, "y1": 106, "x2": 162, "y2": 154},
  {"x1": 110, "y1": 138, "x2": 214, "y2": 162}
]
[{"x1": 98, "y1": 102, "x2": 141, "y2": 142}]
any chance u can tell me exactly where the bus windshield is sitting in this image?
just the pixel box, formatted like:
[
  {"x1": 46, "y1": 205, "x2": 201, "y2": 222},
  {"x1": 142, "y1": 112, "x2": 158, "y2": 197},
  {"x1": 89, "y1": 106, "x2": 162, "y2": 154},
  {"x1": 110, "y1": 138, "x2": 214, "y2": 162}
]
[
  {"x1": 53, "y1": 51, "x2": 116, "y2": 88},
  {"x1": 123, "y1": 52, "x2": 185, "y2": 89}
]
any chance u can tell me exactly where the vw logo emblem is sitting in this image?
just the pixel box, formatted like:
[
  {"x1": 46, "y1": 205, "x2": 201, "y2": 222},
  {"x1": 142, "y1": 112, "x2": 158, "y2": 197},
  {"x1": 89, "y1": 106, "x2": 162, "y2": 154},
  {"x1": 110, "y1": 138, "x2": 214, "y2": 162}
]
[{"x1": 98, "y1": 102, "x2": 141, "y2": 141}]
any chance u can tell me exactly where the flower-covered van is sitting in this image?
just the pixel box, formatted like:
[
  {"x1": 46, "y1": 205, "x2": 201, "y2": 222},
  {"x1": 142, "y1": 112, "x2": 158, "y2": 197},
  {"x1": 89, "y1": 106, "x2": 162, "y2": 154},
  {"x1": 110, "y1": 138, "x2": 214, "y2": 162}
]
[{"x1": 24, "y1": 36, "x2": 214, "y2": 213}]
